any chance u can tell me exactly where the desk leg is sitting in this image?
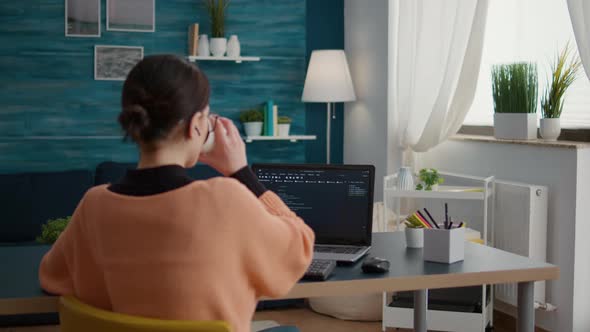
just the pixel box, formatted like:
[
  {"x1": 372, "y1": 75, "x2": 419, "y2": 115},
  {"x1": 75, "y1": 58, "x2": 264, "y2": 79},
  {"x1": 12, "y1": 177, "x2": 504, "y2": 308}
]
[
  {"x1": 517, "y1": 282, "x2": 534, "y2": 332},
  {"x1": 413, "y1": 289, "x2": 427, "y2": 332}
]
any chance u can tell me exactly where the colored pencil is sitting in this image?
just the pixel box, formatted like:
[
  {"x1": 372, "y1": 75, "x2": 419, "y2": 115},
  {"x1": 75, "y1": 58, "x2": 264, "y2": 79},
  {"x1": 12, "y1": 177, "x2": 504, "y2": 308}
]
[
  {"x1": 423, "y1": 208, "x2": 439, "y2": 228},
  {"x1": 416, "y1": 210, "x2": 433, "y2": 228}
]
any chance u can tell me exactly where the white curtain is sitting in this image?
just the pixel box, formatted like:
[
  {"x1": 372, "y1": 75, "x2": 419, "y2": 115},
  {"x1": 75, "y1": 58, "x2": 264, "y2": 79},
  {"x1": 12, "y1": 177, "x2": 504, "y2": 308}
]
[
  {"x1": 568, "y1": 0, "x2": 590, "y2": 81},
  {"x1": 389, "y1": 0, "x2": 489, "y2": 163}
]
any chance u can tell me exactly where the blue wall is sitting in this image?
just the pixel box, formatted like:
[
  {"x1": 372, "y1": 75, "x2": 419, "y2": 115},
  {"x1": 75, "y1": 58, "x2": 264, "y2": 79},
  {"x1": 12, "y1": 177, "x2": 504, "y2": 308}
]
[
  {"x1": 0, "y1": 0, "x2": 344, "y2": 173},
  {"x1": 305, "y1": 0, "x2": 345, "y2": 164}
]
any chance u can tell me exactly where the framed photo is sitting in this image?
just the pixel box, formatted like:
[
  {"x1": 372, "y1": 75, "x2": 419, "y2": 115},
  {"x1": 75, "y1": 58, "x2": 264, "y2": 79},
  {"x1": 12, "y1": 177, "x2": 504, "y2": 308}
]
[
  {"x1": 107, "y1": 0, "x2": 156, "y2": 32},
  {"x1": 94, "y1": 45, "x2": 144, "y2": 81},
  {"x1": 65, "y1": 0, "x2": 101, "y2": 37}
]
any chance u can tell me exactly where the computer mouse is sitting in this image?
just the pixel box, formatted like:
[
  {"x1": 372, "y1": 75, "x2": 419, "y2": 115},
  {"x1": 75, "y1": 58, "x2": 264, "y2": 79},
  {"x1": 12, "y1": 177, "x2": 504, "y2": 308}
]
[{"x1": 362, "y1": 256, "x2": 390, "y2": 273}]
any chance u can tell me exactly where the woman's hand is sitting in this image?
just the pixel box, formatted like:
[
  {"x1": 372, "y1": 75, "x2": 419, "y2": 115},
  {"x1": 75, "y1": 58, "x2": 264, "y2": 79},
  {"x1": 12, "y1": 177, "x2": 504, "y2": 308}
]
[{"x1": 199, "y1": 117, "x2": 248, "y2": 176}]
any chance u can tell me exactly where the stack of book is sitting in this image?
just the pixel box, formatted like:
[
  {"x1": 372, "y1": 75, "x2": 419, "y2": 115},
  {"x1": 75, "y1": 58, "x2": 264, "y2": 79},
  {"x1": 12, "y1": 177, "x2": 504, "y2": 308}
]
[{"x1": 262, "y1": 100, "x2": 280, "y2": 136}]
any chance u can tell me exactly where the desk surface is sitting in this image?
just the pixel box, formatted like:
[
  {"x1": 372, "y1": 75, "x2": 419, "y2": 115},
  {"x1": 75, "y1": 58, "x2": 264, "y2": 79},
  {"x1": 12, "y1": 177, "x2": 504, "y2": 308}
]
[{"x1": 0, "y1": 232, "x2": 558, "y2": 315}]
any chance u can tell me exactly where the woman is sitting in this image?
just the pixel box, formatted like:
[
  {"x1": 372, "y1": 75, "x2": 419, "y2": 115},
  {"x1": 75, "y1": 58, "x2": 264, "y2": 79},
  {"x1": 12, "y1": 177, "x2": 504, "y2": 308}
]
[{"x1": 39, "y1": 55, "x2": 315, "y2": 332}]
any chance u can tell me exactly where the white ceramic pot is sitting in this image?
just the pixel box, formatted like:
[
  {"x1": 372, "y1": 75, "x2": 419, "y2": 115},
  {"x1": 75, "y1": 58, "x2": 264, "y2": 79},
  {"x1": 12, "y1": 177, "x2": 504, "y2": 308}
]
[
  {"x1": 540, "y1": 118, "x2": 561, "y2": 141},
  {"x1": 243, "y1": 122, "x2": 263, "y2": 137},
  {"x1": 397, "y1": 167, "x2": 414, "y2": 190},
  {"x1": 494, "y1": 113, "x2": 537, "y2": 140},
  {"x1": 278, "y1": 124, "x2": 290, "y2": 137},
  {"x1": 227, "y1": 35, "x2": 241, "y2": 58},
  {"x1": 197, "y1": 35, "x2": 210, "y2": 57},
  {"x1": 210, "y1": 37, "x2": 227, "y2": 57},
  {"x1": 405, "y1": 227, "x2": 424, "y2": 249}
]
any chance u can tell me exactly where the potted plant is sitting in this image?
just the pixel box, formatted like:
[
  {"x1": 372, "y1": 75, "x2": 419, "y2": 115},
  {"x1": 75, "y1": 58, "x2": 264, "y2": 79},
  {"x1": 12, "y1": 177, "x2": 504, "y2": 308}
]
[
  {"x1": 239, "y1": 109, "x2": 264, "y2": 137},
  {"x1": 204, "y1": 0, "x2": 229, "y2": 56},
  {"x1": 415, "y1": 168, "x2": 444, "y2": 191},
  {"x1": 404, "y1": 214, "x2": 424, "y2": 248},
  {"x1": 492, "y1": 62, "x2": 538, "y2": 140},
  {"x1": 36, "y1": 216, "x2": 71, "y2": 244},
  {"x1": 540, "y1": 42, "x2": 582, "y2": 141},
  {"x1": 277, "y1": 116, "x2": 292, "y2": 137}
]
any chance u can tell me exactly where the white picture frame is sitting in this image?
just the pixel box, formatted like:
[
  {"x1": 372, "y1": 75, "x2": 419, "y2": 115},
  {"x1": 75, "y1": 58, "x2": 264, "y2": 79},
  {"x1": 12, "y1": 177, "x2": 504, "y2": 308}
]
[
  {"x1": 107, "y1": 0, "x2": 156, "y2": 32},
  {"x1": 65, "y1": 0, "x2": 101, "y2": 37},
  {"x1": 94, "y1": 45, "x2": 144, "y2": 81}
]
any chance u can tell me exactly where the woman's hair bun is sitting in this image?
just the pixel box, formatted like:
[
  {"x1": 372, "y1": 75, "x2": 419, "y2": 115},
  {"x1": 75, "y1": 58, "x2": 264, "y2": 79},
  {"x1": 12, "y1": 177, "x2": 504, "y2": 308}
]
[{"x1": 119, "y1": 104, "x2": 151, "y2": 142}]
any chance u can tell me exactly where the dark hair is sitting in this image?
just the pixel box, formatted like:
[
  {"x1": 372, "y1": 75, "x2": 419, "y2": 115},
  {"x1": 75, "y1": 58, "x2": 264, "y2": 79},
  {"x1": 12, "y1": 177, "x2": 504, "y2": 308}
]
[{"x1": 119, "y1": 54, "x2": 210, "y2": 143}]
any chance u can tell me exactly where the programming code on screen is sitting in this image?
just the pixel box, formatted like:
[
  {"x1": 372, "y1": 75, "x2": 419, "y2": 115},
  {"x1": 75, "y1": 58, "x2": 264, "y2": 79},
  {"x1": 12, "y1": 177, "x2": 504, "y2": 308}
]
[{"x1": 256, "y1": 168, "x2": 371, "y2": 244}]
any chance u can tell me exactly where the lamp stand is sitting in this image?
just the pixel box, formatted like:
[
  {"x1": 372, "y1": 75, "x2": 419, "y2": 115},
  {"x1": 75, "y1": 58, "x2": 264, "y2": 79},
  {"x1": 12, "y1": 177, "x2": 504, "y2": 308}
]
[{"x1": 326, "y1": 102, "x2": 333, "y2": 164}]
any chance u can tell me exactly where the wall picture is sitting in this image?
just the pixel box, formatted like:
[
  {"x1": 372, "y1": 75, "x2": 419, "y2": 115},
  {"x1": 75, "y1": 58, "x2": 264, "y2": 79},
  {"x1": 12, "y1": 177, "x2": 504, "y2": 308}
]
[
  {"x1": 65, "y1": 0, "x2": 101, "y2": 37},
  {"x1": 94, "y1": 45, "x2": 144, "y2": 81},
  {"x1": 107, "y1": 0, "x2": 156, "y2": 32}
]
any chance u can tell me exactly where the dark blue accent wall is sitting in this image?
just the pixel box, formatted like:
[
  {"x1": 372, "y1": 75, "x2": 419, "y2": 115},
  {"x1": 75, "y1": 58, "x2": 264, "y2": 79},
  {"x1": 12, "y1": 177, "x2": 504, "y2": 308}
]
[
  {"x1": 305, "y1": 0, "x2": 345, "y2": 164},
  {"x1": 0, "y1": 0, "x2": 344, "y2": 173}
]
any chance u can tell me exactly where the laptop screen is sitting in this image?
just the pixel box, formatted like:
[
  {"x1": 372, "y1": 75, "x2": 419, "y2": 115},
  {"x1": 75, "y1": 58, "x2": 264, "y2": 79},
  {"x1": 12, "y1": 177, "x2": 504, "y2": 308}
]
[{"x1": 253, "y1": 164, "x2": 375, "y2": 246}]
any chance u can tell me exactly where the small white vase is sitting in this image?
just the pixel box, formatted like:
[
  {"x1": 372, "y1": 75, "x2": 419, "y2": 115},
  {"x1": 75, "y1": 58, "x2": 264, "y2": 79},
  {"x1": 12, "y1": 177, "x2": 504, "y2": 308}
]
[
  {"x1": 210, "y1": 37, "x2": 227, "y2": 57},
  {"x1": 243, "y1": 122, "x2": 263, "y2": 137},
  {"x1": 227, "y1": 35, "x2": 241, "y2": 58},
  {"x1": 405, "y1": 228, "x2": 424, "y2": 248},
  {"x1": 278, "y1": 124, "x2": 290, "y2": 137},
  {"x1": 540, "y1": 118, "x2": 561, "y2": 141},
  {"x1": 197, "y1": 35, "x2": 210, "y2": 57},
  {"x1": 397, "y1": 167, "x2": 415, "y2": 190}
]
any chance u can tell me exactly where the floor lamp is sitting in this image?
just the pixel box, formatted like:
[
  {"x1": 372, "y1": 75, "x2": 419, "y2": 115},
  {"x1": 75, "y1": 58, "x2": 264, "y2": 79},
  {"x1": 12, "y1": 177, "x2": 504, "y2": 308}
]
[{"x1": 302, "y1": 50, "x2": 356, "y2": 164}]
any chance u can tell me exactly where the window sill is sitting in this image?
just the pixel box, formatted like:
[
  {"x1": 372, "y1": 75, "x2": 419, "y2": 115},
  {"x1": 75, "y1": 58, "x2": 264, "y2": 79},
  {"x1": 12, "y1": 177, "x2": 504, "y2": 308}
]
[{"x1": 451, "y1": 134, "x2": 590, "y2": 150}]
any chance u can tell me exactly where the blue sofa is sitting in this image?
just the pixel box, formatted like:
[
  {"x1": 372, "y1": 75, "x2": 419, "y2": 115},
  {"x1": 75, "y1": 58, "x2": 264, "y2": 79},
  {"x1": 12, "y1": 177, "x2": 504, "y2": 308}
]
[{"x1": 1, "y1": 162, "x2": 219, "y2": 245}]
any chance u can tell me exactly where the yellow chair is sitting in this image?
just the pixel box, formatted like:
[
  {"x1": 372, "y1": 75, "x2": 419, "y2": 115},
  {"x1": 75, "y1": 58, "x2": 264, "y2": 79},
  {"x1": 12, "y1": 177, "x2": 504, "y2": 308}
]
[{"x1": 59, "y1": 296, "x2": 232, "y2": 332}]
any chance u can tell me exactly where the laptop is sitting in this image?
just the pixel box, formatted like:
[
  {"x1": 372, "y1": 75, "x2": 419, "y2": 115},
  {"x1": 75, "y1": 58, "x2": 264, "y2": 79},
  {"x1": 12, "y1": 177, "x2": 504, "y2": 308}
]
[{"x1": 252, "y1": 164, "x2": 375, "y2": 263}]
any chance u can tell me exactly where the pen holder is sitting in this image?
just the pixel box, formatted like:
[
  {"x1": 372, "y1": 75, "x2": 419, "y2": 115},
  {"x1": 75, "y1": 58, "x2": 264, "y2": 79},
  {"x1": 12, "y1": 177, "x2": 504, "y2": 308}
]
[
  {"x1": 423, "y1": 227, "x2": 465, "y2": 264},
  {"x1": 405, "y1": 228, "x2": 424, "y2": 248}
]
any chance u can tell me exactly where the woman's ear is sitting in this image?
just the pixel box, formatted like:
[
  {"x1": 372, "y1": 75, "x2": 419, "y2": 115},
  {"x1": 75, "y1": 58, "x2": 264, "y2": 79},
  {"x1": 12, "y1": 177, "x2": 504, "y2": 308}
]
[{"x1": 188, "y1": 111, "x2": 207, "y2": 139}]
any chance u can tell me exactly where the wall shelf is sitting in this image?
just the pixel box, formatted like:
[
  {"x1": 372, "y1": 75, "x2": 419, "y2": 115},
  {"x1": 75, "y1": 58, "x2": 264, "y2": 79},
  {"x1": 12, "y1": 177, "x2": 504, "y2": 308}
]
[
  {"x1": 244, "y1": 135, "x2": 316, "y2": 143},
  {"x1": 384, "y1": 186, "x2": 489, "y2": 200},
  {"x1": 187, "y1": 56, "x2": 261, "y2": 63}
]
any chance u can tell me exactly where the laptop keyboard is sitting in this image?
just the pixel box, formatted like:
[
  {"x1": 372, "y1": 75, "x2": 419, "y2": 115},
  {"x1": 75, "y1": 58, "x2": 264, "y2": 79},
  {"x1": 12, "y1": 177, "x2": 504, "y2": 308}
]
[{"x1": 315, "y1": 246, "x2": 363, "y2": 254}]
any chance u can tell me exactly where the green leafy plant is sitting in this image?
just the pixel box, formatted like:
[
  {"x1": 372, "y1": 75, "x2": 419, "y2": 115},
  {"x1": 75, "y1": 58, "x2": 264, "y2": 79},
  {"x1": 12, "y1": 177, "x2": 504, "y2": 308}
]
[
  {"x1": 36, "y1": 216, "x2": 71, "y2": 244},
  {"x1": 492, "y1": 62, "x2": 538, "y2": 114},
  {"x1": 278, "y1": 116, "x2": 292, "y2": 124},
  {"x1": 415, "y1": 168, "x2": 444, "y2": 191},
  {"x1": 239, "y1": 109, "x2": 264, "y2": 123},
  {"x1": 405, "y1": 214, "x2": 425, "y2": 229},
  {"x1": 541, "y1": 42, "x2": 582, "y2": 119},
  {"x1": 204, "y1": 0, "x2": 229, "y2": 38}
]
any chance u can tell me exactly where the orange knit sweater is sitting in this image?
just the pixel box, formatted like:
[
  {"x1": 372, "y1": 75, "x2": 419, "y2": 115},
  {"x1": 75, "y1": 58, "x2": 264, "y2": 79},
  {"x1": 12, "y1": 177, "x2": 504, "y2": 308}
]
[{"x1": 39, "y1": 178, "x2": 315, "y2": 332}]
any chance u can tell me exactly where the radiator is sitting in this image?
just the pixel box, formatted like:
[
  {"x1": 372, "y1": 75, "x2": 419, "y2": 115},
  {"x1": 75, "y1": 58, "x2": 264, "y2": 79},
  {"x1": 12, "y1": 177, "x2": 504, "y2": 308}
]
[
  {"x1": 493, "y1": 179, "x2": 548, "y2": 306},
  {"x1": 427, "y1": 173, "x2": 549, "y2": 306}
]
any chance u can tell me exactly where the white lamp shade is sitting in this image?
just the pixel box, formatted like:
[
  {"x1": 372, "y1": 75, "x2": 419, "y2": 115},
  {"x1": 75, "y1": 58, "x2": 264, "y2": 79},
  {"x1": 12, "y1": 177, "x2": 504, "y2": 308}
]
[{"x1": 302, "y1": 50, "x2": 356, "y2": 102}]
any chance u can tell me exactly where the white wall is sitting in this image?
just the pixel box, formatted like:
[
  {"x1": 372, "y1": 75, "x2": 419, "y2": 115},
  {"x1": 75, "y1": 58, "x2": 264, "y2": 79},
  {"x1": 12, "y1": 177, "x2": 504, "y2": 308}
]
[
  {"x1": 573, "y1": 148, "x2": 590, "y2": 332},
  {"x1": 419, "y1": 139, "x2": 590, "y2": 332},
  {"x1": 344, "y1": 0, "x2": 393, "y2": 201}
]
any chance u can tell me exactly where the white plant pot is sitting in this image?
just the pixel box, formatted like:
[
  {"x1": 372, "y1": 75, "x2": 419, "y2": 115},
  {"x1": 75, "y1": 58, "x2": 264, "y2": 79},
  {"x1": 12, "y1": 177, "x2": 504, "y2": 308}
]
[
  {"x1": 210, "y1": 38, "x2": 227, "y2": 57},
  {"x1": 397, "y1": 167, "x2": 414, "y2": 190},
  {"x1": 494, "y1": 113, "x2": 537, "y2": 140},
  {"x1": 540, "y1": 118, "x2": 561, "y2": 141},
  {"x1": 405, "y1": 227, "x2": 424, "y2": 249},
  {"x1": 227, "y1": 35, "x2": 241, "y2": 58},
  {"x1": 278, "y1": 124, "x2": 291, "y2": 137},
  {"x1": 243, "y1": 122, "x2": 263, "y2": 137},
  {"x1": 197, "y1": 35, "x2": 209, "y2": 57}
]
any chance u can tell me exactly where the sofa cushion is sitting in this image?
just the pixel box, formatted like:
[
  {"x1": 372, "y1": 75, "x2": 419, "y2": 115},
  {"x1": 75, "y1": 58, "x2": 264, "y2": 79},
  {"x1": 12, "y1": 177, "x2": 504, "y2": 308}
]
[
  {"x1": 30, "y1": 170, "x2": 94, "y2": 241},
  {"x1": 0, "y1": 170, "x2": 93, "y2": 243},
  {"x1": 0, "y1": 174, "x2": 33, "y2": 243},
  {"x1": 94, "y1": 162, "x2": 221, "y2": 185}
]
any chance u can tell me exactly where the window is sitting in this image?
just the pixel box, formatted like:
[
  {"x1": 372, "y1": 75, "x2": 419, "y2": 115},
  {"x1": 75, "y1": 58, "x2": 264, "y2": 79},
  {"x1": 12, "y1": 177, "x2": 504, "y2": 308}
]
[{"x1": 463, "y1": 0, "x2": 590, "y2": 129}]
